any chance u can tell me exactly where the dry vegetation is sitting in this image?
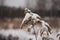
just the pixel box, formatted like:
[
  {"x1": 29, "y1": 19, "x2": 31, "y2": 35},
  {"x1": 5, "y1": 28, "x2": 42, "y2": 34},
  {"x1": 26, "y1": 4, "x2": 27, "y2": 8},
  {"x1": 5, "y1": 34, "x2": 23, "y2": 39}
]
[{"x1": 0, "y1": 17, "x2": 60, "y2": 29}]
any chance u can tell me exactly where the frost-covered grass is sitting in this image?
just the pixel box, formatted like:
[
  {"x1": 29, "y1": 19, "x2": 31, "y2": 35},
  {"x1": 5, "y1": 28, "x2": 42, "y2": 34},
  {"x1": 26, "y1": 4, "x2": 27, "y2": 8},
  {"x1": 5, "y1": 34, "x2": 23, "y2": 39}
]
[
  {"x1": 0, "y1": 29, "x2": 36, "y2": 40},
  {"x1": 0, "y1": 28, "x2": 59, "y2": 40}
]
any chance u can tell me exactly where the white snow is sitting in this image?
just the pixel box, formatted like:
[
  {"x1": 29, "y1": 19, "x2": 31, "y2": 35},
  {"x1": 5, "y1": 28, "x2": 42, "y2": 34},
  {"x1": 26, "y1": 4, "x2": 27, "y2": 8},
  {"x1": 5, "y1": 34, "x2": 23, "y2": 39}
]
[{"x1": 0, "y1": 28, "x2": 59, "y2": 40}]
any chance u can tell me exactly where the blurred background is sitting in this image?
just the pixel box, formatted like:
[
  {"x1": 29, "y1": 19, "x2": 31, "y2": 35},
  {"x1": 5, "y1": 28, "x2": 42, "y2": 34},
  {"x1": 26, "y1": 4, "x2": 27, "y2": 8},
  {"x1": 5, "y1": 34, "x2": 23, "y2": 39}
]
[
  {"x1": 0, "y1": 0, "x2": 60, "y2": 40},
  {"x1": 0, "y1": 0, "x2": 60, "y2": 29}
]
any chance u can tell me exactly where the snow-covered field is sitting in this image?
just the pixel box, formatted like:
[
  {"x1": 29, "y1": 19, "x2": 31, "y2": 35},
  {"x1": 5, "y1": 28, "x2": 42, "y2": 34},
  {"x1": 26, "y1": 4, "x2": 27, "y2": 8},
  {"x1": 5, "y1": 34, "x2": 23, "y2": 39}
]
[{"x1": 0, "y1": 28, "x2": 60, "y2": 40}]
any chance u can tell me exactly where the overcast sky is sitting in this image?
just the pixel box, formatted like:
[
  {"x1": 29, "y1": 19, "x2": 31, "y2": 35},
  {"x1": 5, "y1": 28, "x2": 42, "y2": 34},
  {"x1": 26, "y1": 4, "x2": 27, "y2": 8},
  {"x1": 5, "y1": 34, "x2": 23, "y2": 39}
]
[
  {"x1": 0, "y1": 0, "x2": 59, "y2": 10},
  {"x1": 4, "y1": 0, "x2": 27, "y2": 8},
  {"x1": 3, "y1": 0, "x2": 38, "y2": 9}
]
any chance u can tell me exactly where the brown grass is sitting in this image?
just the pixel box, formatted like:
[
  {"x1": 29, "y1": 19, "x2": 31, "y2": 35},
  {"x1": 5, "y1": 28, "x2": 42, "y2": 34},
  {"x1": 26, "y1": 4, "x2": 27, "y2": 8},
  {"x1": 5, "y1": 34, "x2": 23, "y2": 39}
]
[{"x1": 0, "y1": 17, "x2": 60, "y2": 29}]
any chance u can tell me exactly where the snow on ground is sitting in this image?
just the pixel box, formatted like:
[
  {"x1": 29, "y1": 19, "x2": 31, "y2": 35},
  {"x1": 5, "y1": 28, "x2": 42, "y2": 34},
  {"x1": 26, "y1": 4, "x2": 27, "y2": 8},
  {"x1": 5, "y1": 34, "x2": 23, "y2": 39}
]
[
  {"x1": 0, "y1": 28, "x2": 59, "y2": 40},
  {"x1": 0, "y1": 29, "x2": 36, "y2": 40}
]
